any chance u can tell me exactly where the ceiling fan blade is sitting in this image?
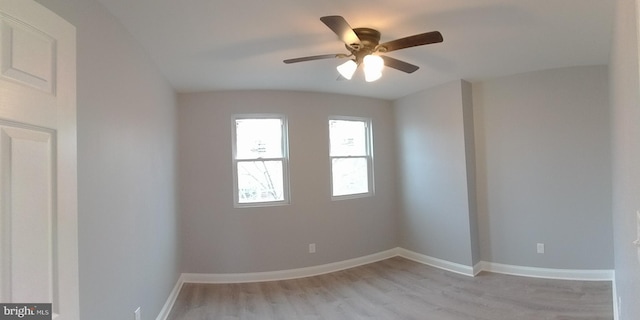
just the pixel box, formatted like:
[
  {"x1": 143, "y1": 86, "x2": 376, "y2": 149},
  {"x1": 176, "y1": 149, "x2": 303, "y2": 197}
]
[
  {"x1": 320, "y1": 15, "x2": 361, "y2": 48},
  {"x1": 283, "y1": 54, "x2": 342, "y2": 64},
  {"x1": 381, "y1": 56, "x2": 419, "y2": 73},
  {"x1": 379, "y1": 31, "x2": 443, "y2": 52}
]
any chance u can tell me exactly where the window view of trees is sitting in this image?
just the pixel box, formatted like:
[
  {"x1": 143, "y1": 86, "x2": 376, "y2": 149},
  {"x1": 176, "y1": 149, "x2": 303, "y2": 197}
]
[
  {"x1": 329, "y1": 118, "x2": 372, "y2": 198},
  {"x1": 237, "y1": 160, "x2": 284, "y2": 202},
  {"x1": 234, "y1": 117, "x2": 287, "y2": 205}
]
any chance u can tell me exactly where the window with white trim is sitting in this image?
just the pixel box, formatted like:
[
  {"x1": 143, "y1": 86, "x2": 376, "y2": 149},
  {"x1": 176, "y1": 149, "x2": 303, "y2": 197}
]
[
  {"x1": 232, "y1": 115, "x2": 289, "y2": 207},
  {"x1": 329, "y1": 117, "x2": 373, "y2": 199}
]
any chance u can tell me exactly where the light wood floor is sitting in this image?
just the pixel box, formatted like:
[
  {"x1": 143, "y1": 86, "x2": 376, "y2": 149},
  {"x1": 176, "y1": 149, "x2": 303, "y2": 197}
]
[{"x1": 167, "y1": 257, "x2": 613, "y2": 320}]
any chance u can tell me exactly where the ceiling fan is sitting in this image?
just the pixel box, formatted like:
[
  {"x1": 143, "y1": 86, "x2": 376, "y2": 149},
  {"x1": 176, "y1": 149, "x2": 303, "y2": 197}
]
[{"x1": 284, "y1": 15, "x2": 443, "y2": 82}]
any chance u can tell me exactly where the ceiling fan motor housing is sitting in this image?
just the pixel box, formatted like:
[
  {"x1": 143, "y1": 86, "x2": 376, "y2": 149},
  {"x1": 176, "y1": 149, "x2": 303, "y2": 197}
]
[{"x1": 347, "y1": 28, "x2": 383, "y2": 61}]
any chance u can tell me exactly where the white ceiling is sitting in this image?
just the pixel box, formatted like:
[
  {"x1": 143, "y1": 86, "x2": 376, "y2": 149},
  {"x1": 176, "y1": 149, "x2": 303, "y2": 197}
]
[{"x1": 95, "y1": 0, "x2": 614, "y2": 100}]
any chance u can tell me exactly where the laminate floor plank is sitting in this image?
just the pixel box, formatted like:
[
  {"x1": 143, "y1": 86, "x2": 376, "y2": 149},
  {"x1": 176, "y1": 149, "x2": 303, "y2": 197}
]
[{"x1": 167, "y1": 257, "x2": 613, "y2": 320}]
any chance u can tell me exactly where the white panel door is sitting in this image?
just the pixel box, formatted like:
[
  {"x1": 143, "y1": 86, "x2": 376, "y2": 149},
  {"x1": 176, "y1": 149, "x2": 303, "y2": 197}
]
[{"x1": 0, "y1": 0, "x2": 78, "y2": 319}]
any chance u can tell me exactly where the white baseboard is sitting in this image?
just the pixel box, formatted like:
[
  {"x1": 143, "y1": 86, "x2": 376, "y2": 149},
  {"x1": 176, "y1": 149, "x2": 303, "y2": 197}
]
[
  {"x1": 155, "y1": 274, "x2": 185, "y2": 320},
  {"x1": 612, "y1": 275, "x2": 619, "y2": 320},
  {"x1": 395, "y1": 248, "x2": 477, "y2": 277},
  {"x1": 181, "y1": 248, "x2": 399, "y2": 284},
  {"x1": 156, "y1": 248, "x2": 615, "y2": 319},
  {"x1": 477, "y1": 261, "x2": 615, "y2": 281}
]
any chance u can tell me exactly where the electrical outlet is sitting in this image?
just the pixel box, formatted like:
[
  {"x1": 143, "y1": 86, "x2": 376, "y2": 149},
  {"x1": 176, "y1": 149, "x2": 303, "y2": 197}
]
[
  {"x1": 134, "y1": 307, "x2": 141, "y2": 320},
  {"x1": 309, "y1": 243, "x2": 316, "y2": 253},
  {"x1": 537, "y1": 243, "x2": 545, "y2": 254}
]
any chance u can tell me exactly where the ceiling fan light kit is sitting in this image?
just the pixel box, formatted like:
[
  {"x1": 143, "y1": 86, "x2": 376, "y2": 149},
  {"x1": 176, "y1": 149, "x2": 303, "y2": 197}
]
[
  {"x1": 363, "y1": 54, "x2": 384, "y2": 82},
  {"x1": 337, "y1": 59, "x2": 358, "y2": 79},
  {"x1": 284, "y1": 15, "x2": 443, "y2": 82}
]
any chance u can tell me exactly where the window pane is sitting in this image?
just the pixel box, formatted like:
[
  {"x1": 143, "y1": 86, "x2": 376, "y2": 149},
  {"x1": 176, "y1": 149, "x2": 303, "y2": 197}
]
[
  {"x1": 329, "y1": 120, "x2": 366, "y2": 156},
  {"x1": 237, "y1": 160, "x2": 284, "y2": 203},
  {"x1": 332, "y1": 157, "x2": 368, "y2": 196},
  {"x1": 236, "y1": 118, "x2": 283, "y2": 159}
]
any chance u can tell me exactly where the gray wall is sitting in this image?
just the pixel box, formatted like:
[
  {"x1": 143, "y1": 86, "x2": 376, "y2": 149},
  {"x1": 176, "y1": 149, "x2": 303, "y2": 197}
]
[
  {"x1": 178, "y1": 90, "x2": 397, "y2": 273},
  {"x1": 35, "y1": 1, "x2": 179, "y2": 320},
  {"x1": 610, "y1": 0, "x2": 640, "y2": 318},
  {"x1": 395, "y1": 80, "x2": 479, "y2": 266},
  {"x1": 473, "y1": 66, "x2": 612, "y2": 269},
  {"x1": 395, "y1": 68, "x2": 611, "y2": 271}
]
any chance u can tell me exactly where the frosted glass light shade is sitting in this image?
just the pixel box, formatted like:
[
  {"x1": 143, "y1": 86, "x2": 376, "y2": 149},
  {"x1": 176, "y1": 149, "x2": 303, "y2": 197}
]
[
  {"x1": 364, "y1": 71, "x2": 382, "y2": 82},
  {"x1": 363, "y1": 55, "x2": 384, "y2": 82},
  {"x1": 336, "y1": 60, "x2": 357, "y2": 80}
]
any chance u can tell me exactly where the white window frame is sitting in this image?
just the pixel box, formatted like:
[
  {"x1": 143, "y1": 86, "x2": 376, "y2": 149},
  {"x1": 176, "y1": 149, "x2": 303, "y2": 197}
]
[
  {"x1": 232, "y1": 114, "x2": 290, "y2": 208},
  {"x1": 329, "y1": 116, "x2": 374, "y2": 200}
]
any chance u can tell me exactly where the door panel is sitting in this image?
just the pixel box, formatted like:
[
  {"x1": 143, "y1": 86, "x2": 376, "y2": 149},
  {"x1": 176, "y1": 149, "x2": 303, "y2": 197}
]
[
  {"x1": 0, "y1": 123, "x2": 55, "y2": 304},
  {"x1": 1, "y1": 14, "x2": 55, "y2": 94}
]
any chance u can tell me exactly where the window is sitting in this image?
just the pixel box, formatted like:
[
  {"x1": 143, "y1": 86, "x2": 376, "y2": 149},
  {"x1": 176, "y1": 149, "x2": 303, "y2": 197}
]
[
  {"x1": 232, "y1": 115, "x2": 289, "y2": 207},
  {"x1": 329, "y1": 117, "x2": 373, "y2": 199}
]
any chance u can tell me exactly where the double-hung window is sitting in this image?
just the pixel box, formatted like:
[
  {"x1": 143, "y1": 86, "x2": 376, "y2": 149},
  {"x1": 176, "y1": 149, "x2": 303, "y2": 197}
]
[
  {"x1": 232, "y1": 115, "x2": 289, "y2": 207},
  {"x1": 329, "y1": 117, "x2": 373, "y2": 199}
]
